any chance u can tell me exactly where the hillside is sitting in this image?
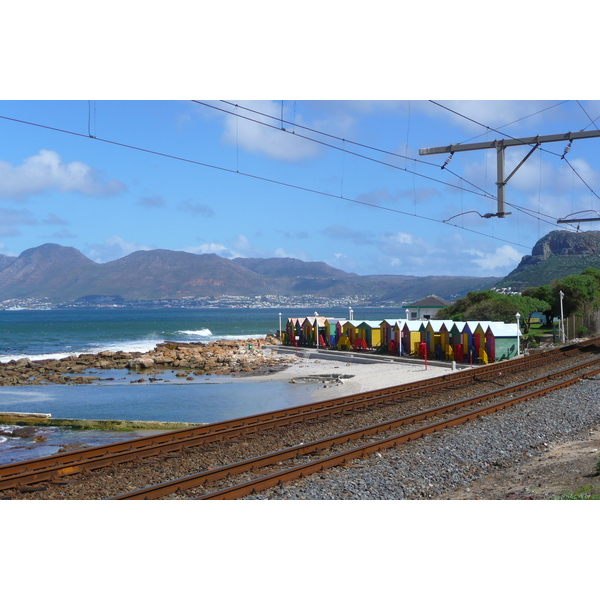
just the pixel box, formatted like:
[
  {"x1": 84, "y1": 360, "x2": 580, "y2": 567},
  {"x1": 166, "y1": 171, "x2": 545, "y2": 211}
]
[
  {"x1": 496, "y1": 230, "x2": 600, "y2": 290},
  {"x1": 0, "y1": 244, "x2": 98, "y2": 300},
  {"x1": 0, "y1": 243, "x2": 499, "y2": 304},
  {"x1": 232, "y1": 257, "x2": 355, "y2": 279}
]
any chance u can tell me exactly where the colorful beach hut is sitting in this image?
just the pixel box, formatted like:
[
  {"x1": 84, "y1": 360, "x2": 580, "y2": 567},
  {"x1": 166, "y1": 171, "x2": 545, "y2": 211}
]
[
  {"x1": 324, "y1": 318, "x2": 344, "y2": 348},
  {"x1": 285, "y1": 318, "x2": 305, "y2": 346},
  {"x1": 341, "y1": 320, "x2": 361, "y2": 344},
  {"x1": 312, "y1": 316, "x2": 329, "y2": 348},
  {"x1": 301, "y1": 317, "x2": 315, "y2": 346},
  {"x1": 380, "y1": 319, "x2": 398, "y2": 346},
  {"x1": 381, "y1": 319, "x2": 405, "y2": 355},
  {"x1": 356, "y1": 321, "x2": 383, "y2": 349},
  {"x1": 449, "y1": 321, "x2": 466, "y2": 362},
  {"x1": 485, "y1": 323, "x2": 519, "y2": 361},
  {"x1": 402, "y1": 320, "x2": 425, "y2": 355},
  {"x1": 423, "y1": 320, "x2": 455, "y2": 359}
]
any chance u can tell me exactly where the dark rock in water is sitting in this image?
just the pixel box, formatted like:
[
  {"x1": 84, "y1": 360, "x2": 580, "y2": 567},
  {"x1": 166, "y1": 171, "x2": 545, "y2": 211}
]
[{"x1": 7, "y1": 426, "x2": 40, "y2": 438}]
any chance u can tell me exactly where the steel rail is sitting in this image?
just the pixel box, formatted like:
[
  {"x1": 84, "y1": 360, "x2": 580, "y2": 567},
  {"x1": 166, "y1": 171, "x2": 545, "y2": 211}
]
[
  {"x1": 0, "y1": 346, "x2": 562, "y2": 481},
  {"x1": 2, "y1": 340, "x2": 598, "y2": 491},
  {"x1": 193, "y1": 365, "x2": 600, "y2": 500},
  {"x1": 107, "y1": 356, "x2": 600, "y2": 500}
]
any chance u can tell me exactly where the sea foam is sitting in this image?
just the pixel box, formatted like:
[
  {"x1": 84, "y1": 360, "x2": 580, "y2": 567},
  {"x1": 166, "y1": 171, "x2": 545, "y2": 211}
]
[{"x1": 176, "y1": 329, "x2": 212, "y2": 337}]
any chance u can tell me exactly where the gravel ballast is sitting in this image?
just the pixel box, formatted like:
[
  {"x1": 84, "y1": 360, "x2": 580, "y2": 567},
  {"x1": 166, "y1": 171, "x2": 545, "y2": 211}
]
[{"x1": 246, "y1": 375, "x2": 600, "y2": 500}]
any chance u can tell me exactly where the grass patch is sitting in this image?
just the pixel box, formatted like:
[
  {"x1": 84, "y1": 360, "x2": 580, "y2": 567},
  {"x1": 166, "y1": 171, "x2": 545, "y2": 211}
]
[{"x1": 552, "y1": 485, "x2": 600, "y2": 500}]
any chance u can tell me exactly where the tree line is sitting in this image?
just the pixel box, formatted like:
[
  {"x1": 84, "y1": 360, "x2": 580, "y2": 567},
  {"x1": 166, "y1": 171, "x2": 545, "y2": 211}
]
[{"x1": 436, "y1": 268, "x2": 600, "y2": 336}]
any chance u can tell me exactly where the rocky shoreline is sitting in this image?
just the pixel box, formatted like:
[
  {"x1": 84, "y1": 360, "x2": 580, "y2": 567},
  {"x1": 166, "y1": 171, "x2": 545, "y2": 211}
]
[{"x1": 0, "y1": 335, "x2": 297, "y2": 386}]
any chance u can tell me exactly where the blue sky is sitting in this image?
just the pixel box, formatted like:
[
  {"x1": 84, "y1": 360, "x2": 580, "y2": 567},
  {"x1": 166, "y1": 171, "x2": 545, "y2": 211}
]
[
  {"x1": 2, "y1": 6, "x2": 598, "y2": 280},
  {"x1": 2, "y1": 99, "x2": 599, "y2": 279}
]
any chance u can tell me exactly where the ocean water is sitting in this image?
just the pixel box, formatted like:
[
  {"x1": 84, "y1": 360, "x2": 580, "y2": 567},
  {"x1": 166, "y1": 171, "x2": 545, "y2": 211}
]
[
  {"x1": 0, "y1": 306, "x2": 402, "y2": 362},
  {"x1": 0, "y1": 307, "x2": 287, "y2": 362},
  {"x1": 0, "y1": 307, "x2": 401, "y2": 463}
]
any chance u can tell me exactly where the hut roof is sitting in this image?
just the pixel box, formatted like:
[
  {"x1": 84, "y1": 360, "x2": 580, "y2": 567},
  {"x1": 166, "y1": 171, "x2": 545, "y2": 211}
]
[
  {"x1": 485, "y1": 323, "x2": 520, "y2": 337},
  {"x1": 403, "y1": 321, "x2": 425, "y2": 332},
  {"x1": 357, "y1": 320, "x2": 383, "y2": 329},
  {"x1": 423, "y1": 319, "x2": 455, "y2": 330}
]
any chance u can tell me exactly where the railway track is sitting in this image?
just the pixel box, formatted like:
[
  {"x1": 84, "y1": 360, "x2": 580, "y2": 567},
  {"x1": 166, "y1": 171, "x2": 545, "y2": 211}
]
[
  {"x1": 108, "y1": 355, "x2": 600, "y2": 499},
  {"x1": 1, "y1": 338, "x2": 599, "y2": 499}
]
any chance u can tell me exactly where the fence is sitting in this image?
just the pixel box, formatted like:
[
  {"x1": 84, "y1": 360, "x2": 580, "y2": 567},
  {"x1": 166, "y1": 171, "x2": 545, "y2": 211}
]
[{"x1": 558, "y1": 310, "x2": 600, "y2": 341}]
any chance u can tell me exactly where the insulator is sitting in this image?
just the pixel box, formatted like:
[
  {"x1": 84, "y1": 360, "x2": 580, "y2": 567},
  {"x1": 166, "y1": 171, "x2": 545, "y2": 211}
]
[{"x1": 561, "y1": 141, "x2": 572, "y2": 159}]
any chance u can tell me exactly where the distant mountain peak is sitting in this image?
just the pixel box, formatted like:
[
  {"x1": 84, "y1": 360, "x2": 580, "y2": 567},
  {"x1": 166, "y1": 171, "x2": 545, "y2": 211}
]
[
  {"x1": 497, "y1": 230, "x2": 600, "y2": 290},
  {"x1": 0, "y1": 243, "x2": 498, "y2": 303}
]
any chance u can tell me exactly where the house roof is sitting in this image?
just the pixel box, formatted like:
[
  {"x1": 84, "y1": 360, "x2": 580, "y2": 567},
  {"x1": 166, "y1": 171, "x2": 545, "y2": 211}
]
[{"x1": 404, "y1": 294, "x2": 451, "y2": 308}]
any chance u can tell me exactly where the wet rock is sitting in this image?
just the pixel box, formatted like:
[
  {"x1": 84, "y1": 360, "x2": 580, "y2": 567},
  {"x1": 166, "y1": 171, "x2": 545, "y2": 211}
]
[
  {"x1": 128, "y1": 356, "x2": 155, "y2": 370},
  {"x1": 0, "y1": 337, "x2": 293, "y2": 386},
  {"x1": 9, "y1": 426, "x2": 40, "y2": 438}
]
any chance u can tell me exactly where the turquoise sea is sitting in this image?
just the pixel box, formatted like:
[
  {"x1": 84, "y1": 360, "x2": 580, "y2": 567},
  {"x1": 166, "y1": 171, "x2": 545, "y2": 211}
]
[{"x1": 0, "y1": 307, "x2": 402, "y2": 463}]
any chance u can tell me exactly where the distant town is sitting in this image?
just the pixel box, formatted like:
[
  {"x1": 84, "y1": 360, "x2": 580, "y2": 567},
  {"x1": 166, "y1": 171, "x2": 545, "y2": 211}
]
[{"x1": 0, "y1": 294, "x2": 409, "y2": 311}]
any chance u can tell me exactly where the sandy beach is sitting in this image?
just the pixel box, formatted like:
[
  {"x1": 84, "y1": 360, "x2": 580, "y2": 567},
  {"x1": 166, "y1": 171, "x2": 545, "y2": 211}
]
[{"x1": 245, "y1": 349, "x2": 454, "y2": 401}]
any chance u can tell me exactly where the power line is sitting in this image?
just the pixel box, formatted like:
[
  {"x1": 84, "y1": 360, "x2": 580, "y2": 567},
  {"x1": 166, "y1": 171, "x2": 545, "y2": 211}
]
[
  {"x1": 428, "y1": 100, "x2": 600, "y2": 224},
  {"x1": 0, "y1": 111, "x2": 529, "y2": 249},
  {"x1": 577, "y1": 100, "x2": 600, "y2": 131},
  {"x1": 194, "y1": 100, "x2": 495, "y2": 200},
  {"x1": 458, "y1": 100, "x2": 570, "y2": 145}
]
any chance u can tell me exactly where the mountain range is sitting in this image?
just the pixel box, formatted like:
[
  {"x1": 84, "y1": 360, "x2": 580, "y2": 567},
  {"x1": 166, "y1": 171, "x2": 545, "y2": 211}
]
[
  {"x1": 0, "y1": 244, "x2": 498, "y2": 304},
  {"x1": 1, "y1": 231, "x2": 598, "y2": 304}
]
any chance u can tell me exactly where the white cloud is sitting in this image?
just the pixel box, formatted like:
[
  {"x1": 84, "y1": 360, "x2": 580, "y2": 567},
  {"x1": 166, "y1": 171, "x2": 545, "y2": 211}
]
[
  {"x1": 221, "y1": 101, "x2": 322, "y2": 162},
  {"x1": 421, "y1": 100, "x2": 560, "y2": 135},
  {"x1": 464, "y1": 244, "x2": 523, "y2": 271},
  {"x1": 321, "y1": 222, "x2": 523, "y2": 277},
  {"x1": 184, "y1": 243, "x2": 228, "y2": 255},
  {"x1": 0, "y1": 150, "x2": 126, "y2": 200},
  {"x1": 461, "y1": 151, "x2": 600, "y2": 216},
  {"x1": 86, "y1": 235, "x2": 152, "y2": 263},
  {"x1": 274, "y1": 247, "x2": 293, "y2": 258}
]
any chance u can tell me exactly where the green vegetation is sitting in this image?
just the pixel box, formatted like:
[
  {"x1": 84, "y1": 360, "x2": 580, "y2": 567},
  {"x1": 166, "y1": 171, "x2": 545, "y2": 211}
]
[
  {"x1": 438, "y1": 267, "x2": 600, "y2": 338},
  {"x1": 552, "y1": 486, "x2": 600, "y2": 500},
  {"x1": 0, "y1": 414, "x2": 201, "y2": 431},
  {"x1": 437, "y1": 289, "x2": 551, "y2": 333}
]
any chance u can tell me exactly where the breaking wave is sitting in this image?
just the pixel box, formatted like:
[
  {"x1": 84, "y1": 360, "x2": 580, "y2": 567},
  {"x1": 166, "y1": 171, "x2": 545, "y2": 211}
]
[{"x1": 176, "y1": 329, "x2": 213, "y2": 337}]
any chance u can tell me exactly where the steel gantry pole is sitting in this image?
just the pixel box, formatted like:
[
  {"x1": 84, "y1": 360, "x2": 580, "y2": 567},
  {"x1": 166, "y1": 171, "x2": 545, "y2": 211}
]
[{"x1": 419, "y1": 129, "x2": 600, "y2": 217}]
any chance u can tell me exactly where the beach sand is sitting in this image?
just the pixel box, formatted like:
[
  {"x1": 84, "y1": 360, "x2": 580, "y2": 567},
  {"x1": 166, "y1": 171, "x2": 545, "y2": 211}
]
[{"x1": 245, "y1": 351, "x2": 454, "y2": 401}]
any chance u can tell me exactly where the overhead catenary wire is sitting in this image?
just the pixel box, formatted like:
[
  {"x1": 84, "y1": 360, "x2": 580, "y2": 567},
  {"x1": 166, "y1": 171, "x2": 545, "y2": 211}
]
[
  {"x1": 204, "y1": 100, "x2": 589, "y2": 224},
  {"x1": 428, "y1": 100, "x2": 600, "y2": 226},
  {"x1": 193, "y1": 100, "x2": 495, "y2": 200},
  {"x1": 457, "y1": 100, "x2": 570, "y2": 145},
  {"x1": 223, "y1": 98, "x2": 593, "y2": 232},
  {"x1": 0, "y1": 111, "x2": 527, "y2": 249},
  {"x1": 429, "y1": 100, "x2": 600, "y2": 189},
  {"x1": 577, "y1": 100, "x2": 600, "y2": 132}
]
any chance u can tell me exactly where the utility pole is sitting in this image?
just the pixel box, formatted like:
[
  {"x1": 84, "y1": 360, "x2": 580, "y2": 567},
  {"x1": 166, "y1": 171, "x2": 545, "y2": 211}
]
[
  {"x1": 419, "y1": 129, "x2": 600, "y2": 217},
  {"x1": 559, "y1": 290, "x2": 566, "y2": 343}
]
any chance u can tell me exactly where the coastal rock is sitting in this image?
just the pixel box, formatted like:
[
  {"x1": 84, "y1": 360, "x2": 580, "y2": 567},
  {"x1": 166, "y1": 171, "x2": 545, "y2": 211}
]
[
  {"x1": 128, "y1": 357, "x2": 155, "y2": 370},
  {"x1": 0, "y1": 337, "x2": 294, "y2": 386}
]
